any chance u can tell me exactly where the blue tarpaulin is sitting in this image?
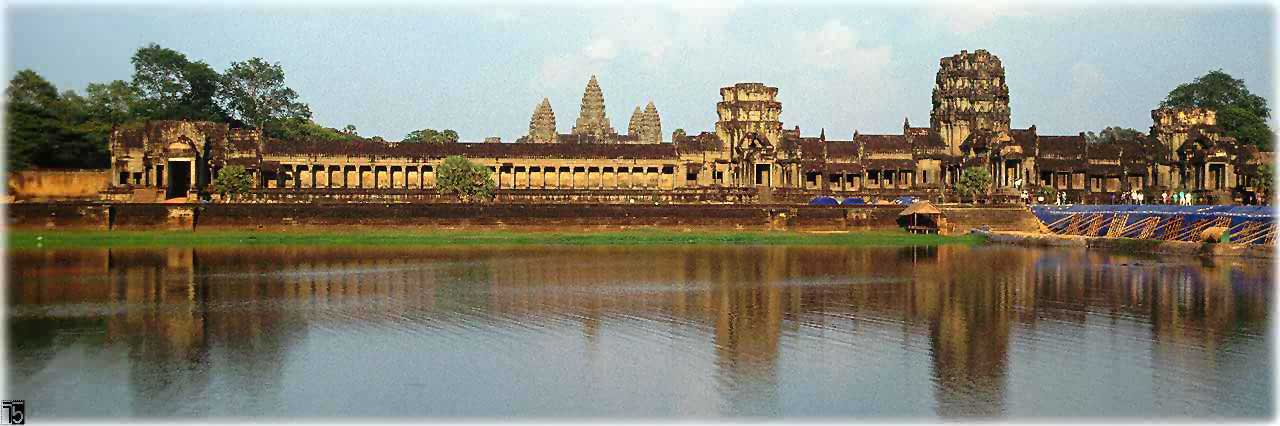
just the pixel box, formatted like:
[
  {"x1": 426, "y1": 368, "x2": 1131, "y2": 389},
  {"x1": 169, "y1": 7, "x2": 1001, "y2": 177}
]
[
  {"x1": 809, "y1": 196, "x2": 839, "y2": 206},
  {"x1": 841, "y1": 197, "x2": 866, "y2": 205},
  {"x1": 893, "y1": 196, "x2": 916, "y2": 205},
  {"x1": 1031, "y1": 204, "x2": 1274, "y2": 239}
]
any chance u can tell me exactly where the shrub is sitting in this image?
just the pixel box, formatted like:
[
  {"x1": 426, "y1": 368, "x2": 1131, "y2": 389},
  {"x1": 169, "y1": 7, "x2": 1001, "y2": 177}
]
[
  {"x1": 955, "y1": 166, "x2": 992, "y2": 203},
  {"x1": 211, "y1": 165, "x2": 253, "y2": 201},
  {"x1": 436, "y1": 156, "x2": 495, "y2": 202}
]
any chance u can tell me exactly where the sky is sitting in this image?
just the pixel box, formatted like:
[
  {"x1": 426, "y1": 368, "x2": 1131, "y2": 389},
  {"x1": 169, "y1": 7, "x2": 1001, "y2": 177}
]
[{"x1": 5, "y1": 1, "x2": 1275, "y2": 142}]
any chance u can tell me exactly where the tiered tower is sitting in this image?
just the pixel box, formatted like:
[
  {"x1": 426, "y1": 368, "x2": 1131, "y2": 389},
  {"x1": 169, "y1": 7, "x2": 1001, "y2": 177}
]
[
  {"x1": 639, "y1": 101, "x2": 662, "y2": 144},
  {"x1": 527, "y1": 97, "x2": 557, "y2": 143},
  {"x1": 930, "y1": 49, "x2": 1011, "y2": 156},
  {"x1": 572, "y1": 75, "x2": 615, "y2": 139},
  {"x1": 715, "y1": 83, "x2": 782, "y2": 154},
  {"x1": 628, "y1": 106, "x2": 643, "y2": 138}
]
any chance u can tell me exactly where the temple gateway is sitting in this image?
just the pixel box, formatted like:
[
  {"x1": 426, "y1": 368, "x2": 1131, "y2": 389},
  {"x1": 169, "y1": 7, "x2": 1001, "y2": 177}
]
[{"x1": 107, "y1": 50, "x2": 1272, "y2": 204}]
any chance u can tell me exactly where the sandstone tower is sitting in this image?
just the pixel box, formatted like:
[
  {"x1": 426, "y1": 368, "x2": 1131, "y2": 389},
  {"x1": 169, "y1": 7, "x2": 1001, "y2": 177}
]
[
  {"x1": 1151, "y1": 107, "x2": 1218, "y2": 153},
  {"x1": 640, "y1": 101, "x2": 661, "y2": 144},
  {"x1": 930, "y1": 49, "x2": 1011, "y2": 156},
  {"x1": 572, "y1": 75, "x2": 615, "y2": 139},
  {"x1": 715, "y1": 83, "x2": 782, "y2": 154},
  {"x1": 628, "y1": 106, "x2": 643, "y2": 137},
  {"x1": 527, "y1": 97, "x2": 557, "y2": 143}
]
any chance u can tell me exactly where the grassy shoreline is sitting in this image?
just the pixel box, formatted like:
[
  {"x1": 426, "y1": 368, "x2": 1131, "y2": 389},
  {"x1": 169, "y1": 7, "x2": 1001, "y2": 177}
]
[{"x1": 7, "y1": 228, "x2": 985, "y2": 249}]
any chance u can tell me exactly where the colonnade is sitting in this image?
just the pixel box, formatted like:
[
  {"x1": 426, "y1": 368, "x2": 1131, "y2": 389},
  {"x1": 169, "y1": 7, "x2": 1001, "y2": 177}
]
[{"x1": 264, "y1": 162, "x2": 682, "y2": 191}]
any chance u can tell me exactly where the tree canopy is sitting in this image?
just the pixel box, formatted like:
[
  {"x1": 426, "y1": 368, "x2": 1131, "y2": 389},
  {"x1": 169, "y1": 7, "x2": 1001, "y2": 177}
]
[
  {"x1": 218, "y1": 57, "x2": 311, "y2": 131},
  {"x1": 5, "y1": 70, "x2": 111, "y2": 170},
  {"x1": 1161, "y1": 69, "x2": 1273, "y2": 150},
  {"x1": 402, "y1": 128, "x2": 459, "y2": 144},
  {"x1": 130, "y1": 43, "x2": 226, "y2": 121},
  {"x1": 1084, "y1": 126, "x2": 1142, "y2": 144},
  {"x1": 4, "y1": 43, "x2": 340, "y2": 170}
]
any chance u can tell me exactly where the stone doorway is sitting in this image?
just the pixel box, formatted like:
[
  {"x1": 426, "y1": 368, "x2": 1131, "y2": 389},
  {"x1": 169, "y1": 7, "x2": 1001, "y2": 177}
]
[
  {"x1": 755, "y1": 164, "x2": 771, "y2": 186},
  {"x1": 166, "y1": 159, "x2": 193, "y2": 199}
]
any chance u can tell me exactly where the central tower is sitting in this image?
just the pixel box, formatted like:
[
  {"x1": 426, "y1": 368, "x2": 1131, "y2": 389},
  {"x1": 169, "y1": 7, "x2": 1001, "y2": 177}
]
[
  {"x1": 572, "y1": 75, "x2": 615, "y2": 139},
  {"x1": 930, "y1": 49, "x2": 1011, "y2": 156}
]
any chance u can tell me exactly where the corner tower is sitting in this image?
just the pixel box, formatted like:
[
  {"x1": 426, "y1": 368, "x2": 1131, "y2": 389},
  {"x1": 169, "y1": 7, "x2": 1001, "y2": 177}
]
[
  {"x1": 527, "y1": 97, "x2": 557, "y2": 143},
  {"x1": 930, "y1": 49, "x2": 1011, "y2": 156}
]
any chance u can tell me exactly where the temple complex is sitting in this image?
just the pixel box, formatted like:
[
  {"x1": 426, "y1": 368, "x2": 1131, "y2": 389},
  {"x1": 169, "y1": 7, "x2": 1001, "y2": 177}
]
[{"x1": 106, "y1": 50, "x2": 1273, "y2": 205}]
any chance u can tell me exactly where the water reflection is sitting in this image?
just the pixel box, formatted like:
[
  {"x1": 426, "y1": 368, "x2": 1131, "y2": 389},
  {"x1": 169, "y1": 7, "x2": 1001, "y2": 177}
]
[{"x1": 6, "y1": 244, "x2": 1272, "y2": 419}]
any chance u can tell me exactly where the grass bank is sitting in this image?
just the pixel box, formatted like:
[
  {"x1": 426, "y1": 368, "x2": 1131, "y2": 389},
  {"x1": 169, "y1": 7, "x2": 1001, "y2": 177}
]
[{"x1": 7, "y1": 229, "x2": 985, "y2": 249}]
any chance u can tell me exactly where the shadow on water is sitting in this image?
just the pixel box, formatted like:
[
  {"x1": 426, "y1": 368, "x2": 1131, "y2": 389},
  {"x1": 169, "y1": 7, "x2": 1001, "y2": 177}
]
[{"x1": 4, "y1": 244, "x2": 1272, "y2": 419}]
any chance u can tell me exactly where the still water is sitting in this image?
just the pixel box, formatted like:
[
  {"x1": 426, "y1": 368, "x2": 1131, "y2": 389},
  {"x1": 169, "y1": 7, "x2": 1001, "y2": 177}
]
[{"x1": 5, "y1": 244, "x2": 1273, "y2": 419}]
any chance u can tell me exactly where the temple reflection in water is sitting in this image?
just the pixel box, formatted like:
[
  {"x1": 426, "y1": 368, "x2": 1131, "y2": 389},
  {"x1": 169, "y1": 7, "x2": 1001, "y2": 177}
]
[{"x1": 6, "y1": 244, "x2": 1271, "y2": 418}]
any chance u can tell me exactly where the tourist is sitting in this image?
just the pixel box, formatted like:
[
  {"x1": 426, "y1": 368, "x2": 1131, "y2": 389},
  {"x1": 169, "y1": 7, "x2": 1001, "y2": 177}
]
[{"x1": 1162, "y1": 191, "x2": 1169, "y2": 205}]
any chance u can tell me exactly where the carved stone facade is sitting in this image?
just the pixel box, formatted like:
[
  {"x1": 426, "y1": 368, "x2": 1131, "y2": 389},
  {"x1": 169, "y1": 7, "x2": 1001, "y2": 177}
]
[
  {"x1": 108, "y1": 50, "x2": 1272, "y2": 205},
  {"x1": 931, "y1": 49, "x2": 1012, "y2": 157}
]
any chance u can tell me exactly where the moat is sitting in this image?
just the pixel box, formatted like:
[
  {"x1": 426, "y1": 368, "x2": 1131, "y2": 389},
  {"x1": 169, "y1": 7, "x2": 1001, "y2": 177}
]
[{"x1": 6, "y1": 244, "x2": 1272, "y2": 419}]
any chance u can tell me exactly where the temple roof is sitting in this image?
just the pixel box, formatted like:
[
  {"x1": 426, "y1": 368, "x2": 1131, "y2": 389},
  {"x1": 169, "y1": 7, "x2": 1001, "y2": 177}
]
[
  {"x1": 264, "y1": 139, "x2": 679, "y2": 160},
  {"x1": 856, "y1": 134, "x2": 910, "y2": 153},
  {"x1": 1038, "y1": 135, "x2": 1086, "y2": 158}
]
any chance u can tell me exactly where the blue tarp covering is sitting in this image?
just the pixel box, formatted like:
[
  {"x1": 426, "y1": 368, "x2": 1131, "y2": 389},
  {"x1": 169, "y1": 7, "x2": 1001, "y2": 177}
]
[
  {"x1": 809, "y1": 196, "x2": 839, "y2": 206},
  {"x1": 841, "y1": 197, "x2": 866, "y2": 205},
  {"x1": 893, "y1": 196, "x2": 916, "y2": 205},
  {"x1": 1031, "y1": 204, "x2": 1274, "y2": 239}
]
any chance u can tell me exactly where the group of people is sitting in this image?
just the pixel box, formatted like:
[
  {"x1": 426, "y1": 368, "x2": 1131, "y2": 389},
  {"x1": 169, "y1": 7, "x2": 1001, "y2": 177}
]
[
  {"x1": 1019, "y1": 189, "x2": 1071, "y2": 206},
  {"x1": 1016, "y1": 188, "x2": 1199, "y2": 206}
]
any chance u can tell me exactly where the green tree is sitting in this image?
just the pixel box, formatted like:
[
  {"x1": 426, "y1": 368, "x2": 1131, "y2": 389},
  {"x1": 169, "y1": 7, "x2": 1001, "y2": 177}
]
[
  {"x1": 4, "y1": 70, "x2": 110, "y2": 170},
  {"x1": 1084, "y1": 126, "x2": 1142, "y2": 144},
  {"x1": 218, "y1": 57, "x2": 311, "y2": 131},
  {"x1": 264, "y1": 117, "x2": 361, "y2": 142},
  {"x1": 955, "y1": 166, "x2": 992, "y2": 203},
  {"x1": 436, "y1": 155, "x2": 495, "y2": 202},
  {"x1": 672, "y1": 128, "x2": 687, "y2": 140},
  {"x1": 1161, "y1": 70, "x2": 1273, "y2": 150},
  {"x1": 5, "y1": 70, "x2": 61, "y2": 170},
  {"x1": 130, "y1": 43, "x2": 225, "y2": 121},
  {"x1": 341, "y1": 124, "x2": 358, "y2": 136},
  {"x1": 403, "y1": 128, "x2": 459, "y2": 143},
  {"x1": 211, "y1": 165, "x2": 253, "y2": 201},
  {"x1": 84, "y1": 80, "x2": 140, "y2": 126}
]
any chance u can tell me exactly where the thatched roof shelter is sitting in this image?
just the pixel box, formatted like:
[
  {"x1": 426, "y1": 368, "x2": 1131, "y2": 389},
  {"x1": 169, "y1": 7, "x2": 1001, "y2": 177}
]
[
  {"x1": 899, "y1": 201, "x2": 942, "y2": 217},
  {"x1": 899, "y1": 201, "x2": 944, "y2": 234}
]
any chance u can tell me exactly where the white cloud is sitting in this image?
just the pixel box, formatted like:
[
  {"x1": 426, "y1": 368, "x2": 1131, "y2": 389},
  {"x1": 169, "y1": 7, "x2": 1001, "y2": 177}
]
[
  {"x1": 583, "y1": 38, "x2": 618, "y2": 60},
  {"x1": 538, "y1": 53, "x2": 607, "y2": 89},
  {"x1": 925, "y1": 1, "x2": 1031, "y2": 35},
  {"x1": 793, "y1": 19, "x2": 893, "y2": 77},
  {"x1": 535, "y1": 3, "x2": 741, "y2": 91}
]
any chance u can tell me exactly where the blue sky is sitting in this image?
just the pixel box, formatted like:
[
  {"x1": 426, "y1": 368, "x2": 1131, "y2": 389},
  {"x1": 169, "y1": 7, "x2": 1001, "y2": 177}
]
[{"x1": 6, "y1": 1, "x2": 1274, "y2": 142}]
